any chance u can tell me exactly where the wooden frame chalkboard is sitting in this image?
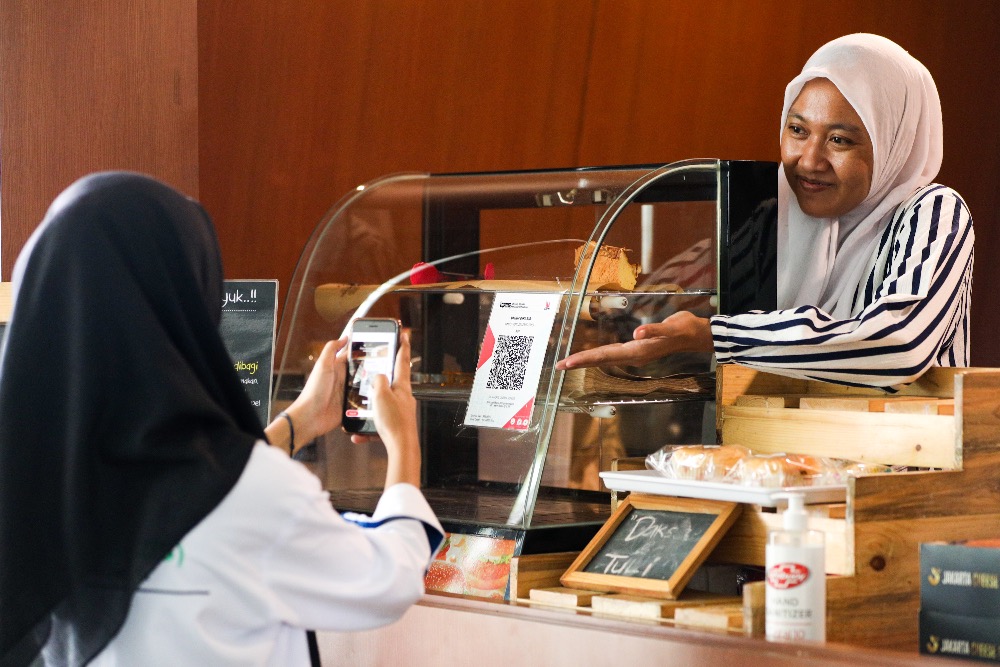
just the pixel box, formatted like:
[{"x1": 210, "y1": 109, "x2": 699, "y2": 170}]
[{"x1": 560, "y1": 493, "x2": 741, "y2": 599}]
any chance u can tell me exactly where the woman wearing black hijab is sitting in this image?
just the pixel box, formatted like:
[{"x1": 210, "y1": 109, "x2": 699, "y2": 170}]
[{"x1": 0, "y1": 172, "x2": 442, "y2": 666}]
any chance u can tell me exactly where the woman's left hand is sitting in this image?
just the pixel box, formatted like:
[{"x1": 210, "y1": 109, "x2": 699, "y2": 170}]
[
  {"x1": 555, "y1": 311, "x2": 714, "y2": 370},
  {"x1": 266, "y1": 338, "x2": 348, "y2": 453}
]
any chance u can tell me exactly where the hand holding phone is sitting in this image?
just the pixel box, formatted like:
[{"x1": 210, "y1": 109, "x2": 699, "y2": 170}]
[
  {"x1": 342, "y1": 318, "x2": 400, "y2": 434},
  {"x1": 348, "y1": 329, "x2": 422, "y2": 487},
  {"x1": 263, "y1": 337, "x2": 348, "y2": 455}
]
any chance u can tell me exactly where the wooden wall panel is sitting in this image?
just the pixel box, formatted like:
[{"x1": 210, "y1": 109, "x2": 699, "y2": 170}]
[
  {"x1": 197, "y1": 0, "x2": 598, "y2": 305},
  {"x1": 0, "y1": 0, "x2": 199, "y2": 277}
]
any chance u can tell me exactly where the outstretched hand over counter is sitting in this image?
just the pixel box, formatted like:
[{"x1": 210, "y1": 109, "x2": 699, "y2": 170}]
[{"x1": 555, "y1": 311, "x2": 714, "y2": 371}]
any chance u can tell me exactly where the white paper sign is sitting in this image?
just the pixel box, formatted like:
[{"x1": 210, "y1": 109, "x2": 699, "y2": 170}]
[{"x1": 463, "y1": 292, "x2": 560, "y2": 430}]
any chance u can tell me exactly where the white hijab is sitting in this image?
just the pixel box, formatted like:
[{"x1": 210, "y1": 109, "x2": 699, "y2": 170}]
[{"x1": 776, "y1": 33, "x2": 943, "y2": 317}]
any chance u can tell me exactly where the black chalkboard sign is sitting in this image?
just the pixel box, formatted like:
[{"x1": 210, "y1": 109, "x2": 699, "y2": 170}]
[
  {"x1": 561, "y1": 494, "x2": 741, "y2": 599},
  {"x1": 583, "y1": 508, "x2": 717, "y2": 580},
  {"x1": 219, "y1": 280, "x2": 278, "y2": 427}
]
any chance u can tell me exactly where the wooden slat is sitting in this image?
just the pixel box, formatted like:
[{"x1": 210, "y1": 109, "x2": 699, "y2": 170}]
[
  {"x1": 527, "y1": 586, "x2": 599, "y2": 608},
  {"x1": 673, "y1": 604, "x2": 744, "y2": 631},
  {"x1": 734, "y1": 394, "x2": 799, "y2": 408},
  {"x1": 958, "y1": 371, "x2": 1000, "y2": 438},
  {"x1": 717, "y1": 366, "x2": 811, "y2": 406},
  {"x1": 611, "y1": 456, "x2": 646, "y2": 471},
  {"x1": 742, "y1": 581, "x2": 765, "y2": 637},
  {"x1": 590, "y1": 593, "x2": 683, "y2": 619},
  {"x1": 0, "y1": 282, "x2": 11, "y2": 322},
  {"x1": 854, "y1": 514, "x2": 1000, "y2": 585},
  {"x1": 509, "y1": 551, "x2": 578, "y2": 599},
  {"x1": 797, "y1": 395, "x2": 951, "y2": 412},
  {"x1": 883, "y1": 398, "x2": 954, "y2": 415},
  {"x1": 610, "y1": 456, "x2": 646, "y2": 511},
  {"x1": 591, "y1": 592, "x2": 741, "y2": 620},
  {"x1": 716, "y1": 364, "x2": 969, "y2": 407},
  {"x1": 852, "y1": 470, "x2": 994, "y2": 522},
  {"x1": 798, "y1": 396, "x2": 878, "y2": 412},
  {"x1": 719, "y1": 405, "x2": 957, "y2": 468},
  {"x1": 735, "y1": 394, "x2": 956, "y2": 414}
]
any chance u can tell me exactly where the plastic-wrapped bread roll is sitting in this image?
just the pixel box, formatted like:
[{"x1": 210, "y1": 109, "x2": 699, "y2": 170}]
[
  {"x1": 649, "y1": 444, "x2": 751, "y2": 481},
  {"x1": 733, "y1": 454, "x2": 801, "y2": 487},
  {"x1": 704, "y1": 445, "x2": 753, "y2": 480},
  {"x1": 663, "y1": 445, "x2": 711, "y2": 479}
]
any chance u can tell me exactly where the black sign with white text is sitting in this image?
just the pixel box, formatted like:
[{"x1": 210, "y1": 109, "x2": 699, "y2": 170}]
[{"x1": 220, "y1": 280, "x2": 278, "y2": 427}]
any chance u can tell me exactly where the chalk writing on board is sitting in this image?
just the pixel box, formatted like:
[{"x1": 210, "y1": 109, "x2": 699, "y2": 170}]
[{"x1": 583, "y1": 508, "x2": 716, "y2": 581}]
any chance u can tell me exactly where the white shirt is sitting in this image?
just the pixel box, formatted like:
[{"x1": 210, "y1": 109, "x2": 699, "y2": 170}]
[{"x1": 90, "y1": 442, "x2": 443, "y2": 666}]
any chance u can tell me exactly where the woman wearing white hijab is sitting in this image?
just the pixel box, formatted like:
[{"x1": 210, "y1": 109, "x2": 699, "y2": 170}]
[{"x1": 558, "y1": 34, "x2": 974, "y2": 389}]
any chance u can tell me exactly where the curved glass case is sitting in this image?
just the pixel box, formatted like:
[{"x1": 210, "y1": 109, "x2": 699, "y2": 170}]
[{"x1": 273, "y1": 159, "x2": 776, "y2": 573}]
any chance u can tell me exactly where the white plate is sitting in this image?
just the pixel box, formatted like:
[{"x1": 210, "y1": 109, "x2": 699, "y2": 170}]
[{"x1": 599, "y1": 470, "x2": 846, "y2": 507}]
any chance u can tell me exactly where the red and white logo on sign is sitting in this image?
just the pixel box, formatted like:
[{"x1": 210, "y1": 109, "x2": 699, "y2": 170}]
[{"x1": 767, "y1": 562, "x2": 810, "y2": 589}]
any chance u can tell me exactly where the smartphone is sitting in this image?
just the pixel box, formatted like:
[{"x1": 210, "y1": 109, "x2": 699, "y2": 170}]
[{"x1": 342, "y1": 318, "x2": 400, "y2": 434}]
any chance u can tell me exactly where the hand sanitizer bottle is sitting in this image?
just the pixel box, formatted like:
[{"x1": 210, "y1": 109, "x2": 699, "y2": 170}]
[{"x1": 765, "y1": 492, "x2": 826, "y2": 642}]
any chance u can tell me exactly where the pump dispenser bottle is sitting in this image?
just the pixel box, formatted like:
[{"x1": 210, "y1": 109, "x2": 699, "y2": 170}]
[{"x1": 765, "y1": 492, "x2": 826, "y2": 642}]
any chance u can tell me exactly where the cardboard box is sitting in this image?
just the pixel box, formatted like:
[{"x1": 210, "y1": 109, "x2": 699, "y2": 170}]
[
  {"x1": 921, "y1": 541, "x2": 1000, "y2": 617},
  {"x1": 920, "y1": 609, "x2": 1000, "y2": 662}
]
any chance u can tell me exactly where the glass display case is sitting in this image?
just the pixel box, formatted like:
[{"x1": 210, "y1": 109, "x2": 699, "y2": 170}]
[{"x1": 272, "y1": 159, "x2": 777, "y2": 597}]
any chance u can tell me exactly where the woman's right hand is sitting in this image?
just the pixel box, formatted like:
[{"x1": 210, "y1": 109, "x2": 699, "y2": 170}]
[
  {"x1": 352, "y1": 332, "x2": 421, "y2": 488},
  {"x1": 555, "y1": 310, "x2": 714, "y2": 370}
]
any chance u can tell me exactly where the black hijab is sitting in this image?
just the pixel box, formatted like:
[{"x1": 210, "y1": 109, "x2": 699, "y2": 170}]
[{"x1": 0, "y1": 172, "x2": 262, "y2": 666}]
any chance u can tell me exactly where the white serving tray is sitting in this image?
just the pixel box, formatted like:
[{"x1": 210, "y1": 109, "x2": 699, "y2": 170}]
[{"x1": 599, "y1": 469, "x2": 846, "y2": 507}]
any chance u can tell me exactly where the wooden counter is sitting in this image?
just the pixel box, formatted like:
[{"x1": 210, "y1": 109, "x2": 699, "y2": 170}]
[{"x1": 316, "y1": 593, "x2": 955, "y2": 666}]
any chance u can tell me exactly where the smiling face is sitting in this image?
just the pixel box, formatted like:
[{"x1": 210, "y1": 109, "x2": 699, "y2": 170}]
[{"x1": 780, "y1": 78, "x2": 875, "y2": 219}]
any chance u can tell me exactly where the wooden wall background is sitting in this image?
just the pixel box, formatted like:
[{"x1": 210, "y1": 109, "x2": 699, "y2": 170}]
[
  {"x1": 3, "y1": 0, "x2": 999, "y2": 365},
  {"x1": 0, "y1": 0, "x2": 199, "y2": 267}
]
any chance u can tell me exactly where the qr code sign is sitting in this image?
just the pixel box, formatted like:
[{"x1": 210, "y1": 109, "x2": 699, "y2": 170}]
[{"x1": 486, "y1": 335, "x2": 533, "y2": 391}]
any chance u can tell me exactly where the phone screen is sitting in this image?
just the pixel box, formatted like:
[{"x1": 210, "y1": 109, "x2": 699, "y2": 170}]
[{"x1": 343, "y1": 319, "x2": 399, "y2": 433}]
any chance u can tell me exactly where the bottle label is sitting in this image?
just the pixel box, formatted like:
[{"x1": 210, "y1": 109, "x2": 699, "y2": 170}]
[
  {"x1": 766, "y1": 562, "x2": 810, "y2": 589},
  {"x1": 766, "y1": 545, "x2": 825, "y2": 642}
]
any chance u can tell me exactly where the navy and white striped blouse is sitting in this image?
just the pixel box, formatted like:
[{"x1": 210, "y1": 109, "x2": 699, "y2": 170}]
[{"x1": 712, "y1": 184, "x2": 974, "y2": 389}]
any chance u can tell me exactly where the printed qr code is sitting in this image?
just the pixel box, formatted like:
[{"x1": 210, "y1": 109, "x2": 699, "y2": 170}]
[{"x1": 486, "y1": 334, "x2": 533, "y2": 391}]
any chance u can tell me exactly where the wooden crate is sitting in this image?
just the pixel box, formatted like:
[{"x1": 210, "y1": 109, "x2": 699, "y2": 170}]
[{"x1": 714, "y1": 365, "x2": 1000, "y2": 649}]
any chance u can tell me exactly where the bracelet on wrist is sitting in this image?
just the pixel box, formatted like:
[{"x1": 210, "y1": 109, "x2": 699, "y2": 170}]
[{"x1": 278, "y1": 410, "x2": 295, "y2": 456}]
